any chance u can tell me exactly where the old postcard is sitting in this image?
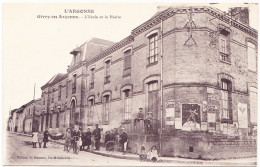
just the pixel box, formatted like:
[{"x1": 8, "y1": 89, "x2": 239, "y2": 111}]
[{"x1": 2, "y1": 2, "x2": 258, "y2": 166}]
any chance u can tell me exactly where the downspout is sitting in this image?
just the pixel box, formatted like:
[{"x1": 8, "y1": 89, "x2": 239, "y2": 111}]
[{"x1": 159, "y1": 18, "x2": 164, "y2": 154}]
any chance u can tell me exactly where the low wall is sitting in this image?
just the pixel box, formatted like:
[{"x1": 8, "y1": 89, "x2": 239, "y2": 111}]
[{"x1": 161, "y1": 130, "x2": 256, "y2": 160}]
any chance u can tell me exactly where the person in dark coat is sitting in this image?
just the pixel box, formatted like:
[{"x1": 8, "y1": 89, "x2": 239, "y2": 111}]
[
  {"x1": 85, "y1": 128, "x2": 92, "y2": 149},
  {"x1": 105, "y1": 131, "x2": 110, "y2": 145},
  {"x1": 120, "y1": 128, "x2": 128, "y2": 154},
  {"x1": 93, "y1": 124, "x2": 101, "y2": 150},
  {"x1": 81, "y1": 132, "x2": 87, "y2": 151},
  {"x1": 43, "y1": 129, "x2": 49, "y2": 148}
]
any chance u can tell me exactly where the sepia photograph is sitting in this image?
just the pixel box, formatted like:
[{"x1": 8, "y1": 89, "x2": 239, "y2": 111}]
[{"x1": 2, "y1": 1, "x2": 258, "y2": 166}]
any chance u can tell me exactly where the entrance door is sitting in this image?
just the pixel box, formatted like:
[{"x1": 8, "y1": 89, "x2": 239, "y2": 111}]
[{"x1": 148, "y1": 81, "x2": 159, "y2": 133}]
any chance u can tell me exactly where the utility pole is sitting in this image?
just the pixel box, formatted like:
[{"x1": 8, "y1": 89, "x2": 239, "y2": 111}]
[{"x1": 159, "y1": 18, "x2": 164, "y2": 154}]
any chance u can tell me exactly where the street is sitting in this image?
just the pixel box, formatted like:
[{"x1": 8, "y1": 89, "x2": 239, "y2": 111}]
[
  {"x1": 3, "y1": 132, "x2": 257, "y2": 166},
  {"x1": 2, "y1": 132, "x2": 181, "y2": 166}
]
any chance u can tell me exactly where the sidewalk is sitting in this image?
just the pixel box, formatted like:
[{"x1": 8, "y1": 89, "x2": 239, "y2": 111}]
[
  {"x1": 10, "y1": 132, "x2": 257, "y2": 166},
  {"x1": 86, "y1": 148, "x2": 257, "y2": 166}
]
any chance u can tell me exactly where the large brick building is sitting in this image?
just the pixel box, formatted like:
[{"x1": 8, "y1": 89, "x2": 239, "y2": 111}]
[{"x1": 8, "y1": 6, "x2": 257, "y2": 159}]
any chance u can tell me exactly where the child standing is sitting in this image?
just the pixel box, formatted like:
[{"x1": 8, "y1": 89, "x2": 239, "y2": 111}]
[{"x1": 38, "y1": 131, "x2": 44, "y2": 148}]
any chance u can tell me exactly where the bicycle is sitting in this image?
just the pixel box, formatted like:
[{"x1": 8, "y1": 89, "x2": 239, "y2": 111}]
[{"x1": 72, "y1": 136, "x2": 80, "y2": 154}]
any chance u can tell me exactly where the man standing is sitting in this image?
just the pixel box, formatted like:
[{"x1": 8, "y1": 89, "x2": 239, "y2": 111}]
[
  {"x1": 134, "y1": 108, "x2": 144, "y2": 126},
  {"x1": 145, "y1": 112, "x2": 153, "y2": 134},
  {"x1": 43, "y1": 129, "x2": 49, "y2": 148},
  {"x1": 120, "y1": 128, "x2": 128, "y2": 154},
  {"x1": 93, "y1": 124, "x2": 101, "y2": 150}
]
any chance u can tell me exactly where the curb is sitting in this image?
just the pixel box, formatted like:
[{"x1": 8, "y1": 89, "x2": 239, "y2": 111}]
[{"x1": 10, "y1": 132, "x2": 257, "y2": 165}]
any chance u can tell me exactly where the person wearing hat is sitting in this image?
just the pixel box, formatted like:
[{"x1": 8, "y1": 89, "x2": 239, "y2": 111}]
[
  {"x1": 119, "y1": 128, "x2": 128, "y2": 154},
  {"x1": 93, "y1": 124, "x2": 101, "y2": 150},
  {"x1": 134, "y1": 108, "x2": 144, "y2": 126},
  {"x1": 145, "y1": 111, "x2": 153, "y2": 134}
]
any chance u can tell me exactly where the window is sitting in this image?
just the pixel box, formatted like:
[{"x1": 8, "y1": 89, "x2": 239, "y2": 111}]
[
  {"x1": 56, "y1": 110, "x2": 60, "y2": 128},
  {"x1": 124, "y1": 49, "x2": 131, "y2": 70},
  {"x1": 90, "y1": 68, "x2": 95, "y2": 89},
  {"x1": 148, "y1": 81, "x2": 158, "y2": 92},
  {"x1": 66, "y1": 80, "x2": 69, "y2": 98},
  {"x1": 219, "y1": 28, "x2": 230, "y2": 63},
  {"x1": 221, "y1": 80, "x2": 232, "y2": 119},
  {"x1": 50, "y1": 114, "x2": 53, "y2": 128},
  {"x1": 148, "y1": 34, "x2": 158, "y2": 64},
  {"x1": 103, "y1": 95, "x2": 110, "y2": 123},
  {"x1": 58, "y1": 85, "x2": 62, "y2": 100},
  {"x1": 124, "y1": 89, "x2": 131, "y2": 120},
  {"x1": 88, "y1": 98, "x2": 94, "y2": 124},
  {"x1": 104, "y1": 60, "x2": 110, "y2": 84},
  {"x1": 72, "y1": 74, "x2": 76, "y2": 93},
  {"x1": 247, "y1": 42, "x2": 257, "y2": 71},
  {"x1": 52, "y1": 88, "x2": 54, "y2": 103},
  {"x1": 42, "y1": 94, "x2": 45, "y2": 105},
  {"x1": 249, "y1": 87, "x2": 257, "y2": 124}
]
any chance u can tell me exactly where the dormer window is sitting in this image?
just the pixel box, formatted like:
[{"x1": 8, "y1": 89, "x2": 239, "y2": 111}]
[{"x1": 70, "y1": 48, "x2": 81, "y2": 65}]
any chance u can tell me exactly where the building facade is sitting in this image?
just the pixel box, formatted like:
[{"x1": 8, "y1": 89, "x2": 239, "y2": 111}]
[{"x1": 7, "y1": 6, "x2": 257, "y2": 159}]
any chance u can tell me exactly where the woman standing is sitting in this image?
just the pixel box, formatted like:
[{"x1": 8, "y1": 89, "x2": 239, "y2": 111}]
[
  {"x1": 64, "y1": 128, "x2": 72, "y2": 151},
  {"x1": 85, "y1": 128, "x2": 92, "y2": 150}
]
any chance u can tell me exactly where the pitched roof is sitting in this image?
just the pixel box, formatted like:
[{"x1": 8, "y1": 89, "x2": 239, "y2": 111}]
[{"x1": 41, "y1": 73, "x2": 68, "y2": 90}]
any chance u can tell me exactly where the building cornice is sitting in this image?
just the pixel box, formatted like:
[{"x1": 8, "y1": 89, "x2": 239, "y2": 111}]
[
  {"x1": 132, "y1": 6, "x2": 257, "y2": 38},
  {"x1": 85, "y1": 35, "x2": 134, "y2": 65}
]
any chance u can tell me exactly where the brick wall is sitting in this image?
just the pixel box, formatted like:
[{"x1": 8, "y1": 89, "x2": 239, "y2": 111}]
[{"x1": 161, "y1": 130, "x2": 256, "y2": 159}]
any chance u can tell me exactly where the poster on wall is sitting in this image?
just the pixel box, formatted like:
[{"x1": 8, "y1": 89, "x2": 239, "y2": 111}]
[
  {"x1": 182, "y1": 104, "x2": 201, "y2": 130},
  {"x1": 165, "y1": 100, "x2": 175, "y2": 125},
  {"x1": 238, "y1": 103, "x2": 248, "y2": 128}
]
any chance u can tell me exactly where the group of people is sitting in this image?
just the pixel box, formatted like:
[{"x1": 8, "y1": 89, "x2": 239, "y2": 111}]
[
  {"x1": 64, "y1": 124, "x2": 102, "y2": 152},
  {"x1": 104, "y1": 128, "x2": 128, "y2": 153},
  {"x1": 31, "y1": 130, "x2": 49, "y2": 148}
]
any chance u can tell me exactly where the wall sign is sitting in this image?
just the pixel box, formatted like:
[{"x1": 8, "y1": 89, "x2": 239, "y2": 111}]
[
  {"x1": 238, "y1": 103, "x2": 248, "y2": 128},
  {"x1": 165, "y1": 100, "x2": 175, "y2": 125},
  {"x1": 182, "y1": 104, "x2": 201, "y2": 130}
]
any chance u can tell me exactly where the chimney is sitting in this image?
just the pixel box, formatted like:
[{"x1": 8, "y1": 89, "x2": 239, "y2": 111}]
[
  {"x1": 157, "y1": 6, "x2": 170, "y2": 12},
  {"x1": 229, "y1": 7, "x2": 249, "y2": 26}
]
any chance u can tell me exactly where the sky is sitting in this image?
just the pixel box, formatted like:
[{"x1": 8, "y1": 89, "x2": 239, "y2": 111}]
[{"x1": 2, "y1": 2, "x2": 258, "y2": 123}]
